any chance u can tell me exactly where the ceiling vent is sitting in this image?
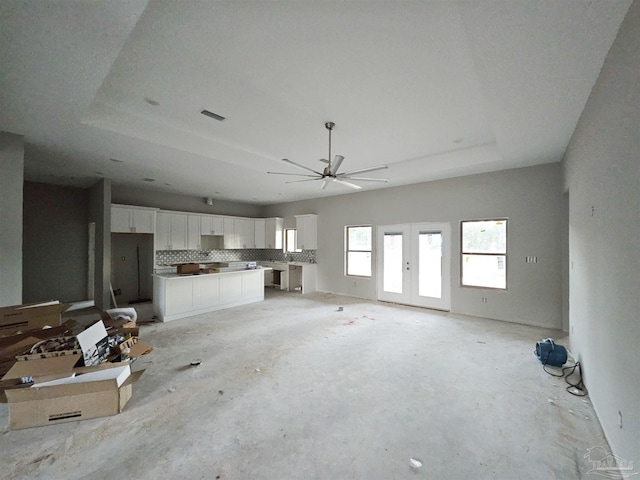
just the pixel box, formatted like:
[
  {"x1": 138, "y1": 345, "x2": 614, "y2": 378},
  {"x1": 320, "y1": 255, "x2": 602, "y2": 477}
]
[{"x1": 201, "y1": 109, "x2": 225, "y2": 121}]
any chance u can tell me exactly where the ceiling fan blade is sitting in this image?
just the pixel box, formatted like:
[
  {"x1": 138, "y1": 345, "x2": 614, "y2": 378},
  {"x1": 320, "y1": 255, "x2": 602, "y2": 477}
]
[
  {"x1": 329, "y1": 155, "x2": 344, "y2": 175},
  {"x1": 318, "y1": 158, "x2": 330, "y2": 164},
  {"x1": 340, "y1": 164, "x2": 388, "y2": 176},
  {"x1": 338, "y1": 176, "x2": 389, "y2": 183},
  {"x1": 320, "y1": 180, "x2": 328, "y2": 189},
  {"x1": 281, "y1": 158, "x2": 323, "y2": 175},
  {"x1": 267, "y1": 171, "x2": 318, "y2": 177},
  {"x1": 334, "y1": 178, "x2": 362, "y2": 190},
  {"x1": 285, "y1": 177, "x2": 323, "y2": 184}
]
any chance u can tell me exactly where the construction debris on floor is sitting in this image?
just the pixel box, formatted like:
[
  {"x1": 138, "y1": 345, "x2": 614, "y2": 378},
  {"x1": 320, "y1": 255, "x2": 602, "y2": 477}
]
[{"x1": 0, "y1": 301, "x2": 151, "y2": 429}]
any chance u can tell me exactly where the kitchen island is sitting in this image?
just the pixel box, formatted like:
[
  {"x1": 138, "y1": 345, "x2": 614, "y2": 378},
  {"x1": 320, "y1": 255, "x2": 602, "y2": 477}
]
[{"x1": 153, "y1": 268, "x2": 269, "y2": 322}]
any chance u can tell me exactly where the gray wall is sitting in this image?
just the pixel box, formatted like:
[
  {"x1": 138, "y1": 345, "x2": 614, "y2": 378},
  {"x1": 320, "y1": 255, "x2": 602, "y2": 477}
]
[
  {"x1": 563, "y1": 0, "x2": 639, "y2": 463},
  {"x1": 112, "y1": 185, "x2": 263, "y2": 218},
  {"x1": 0, "y1": 132, "x2": 24, "y2": 306},
  {"x1": 22, "y1": 182, "x2": 89, "y2": 303},
  {"x1": 265, "y1": 162, "x2": 565, "y2": 329},
  {"x1": 89, "y1": 179, "x2": 111, "y2": 310}
]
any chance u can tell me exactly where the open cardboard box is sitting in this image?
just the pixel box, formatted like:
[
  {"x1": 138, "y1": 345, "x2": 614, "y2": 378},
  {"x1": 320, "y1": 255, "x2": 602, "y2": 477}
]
[
  {"x1": 0, "y1": 301, "x2": 70, "y2": 336},
  {"x1": 3, "y1": 356, "x2": 144, "y2": 429}
]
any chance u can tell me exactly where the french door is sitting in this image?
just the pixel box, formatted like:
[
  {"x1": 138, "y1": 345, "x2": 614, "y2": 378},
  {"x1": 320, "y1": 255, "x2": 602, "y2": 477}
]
[{"x1": 377, "y1": 223, "x2": 450, "y2": 311}]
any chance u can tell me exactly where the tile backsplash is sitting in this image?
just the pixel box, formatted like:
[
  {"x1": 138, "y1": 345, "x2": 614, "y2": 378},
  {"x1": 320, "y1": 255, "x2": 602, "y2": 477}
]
[{"x1": 156, "y1": 249, "x2": 317, "y2": 266}]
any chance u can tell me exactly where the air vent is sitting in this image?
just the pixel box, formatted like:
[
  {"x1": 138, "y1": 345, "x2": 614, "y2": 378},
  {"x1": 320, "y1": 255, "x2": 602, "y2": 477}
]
[{"x1": 201, "y1": 109, "x2": 225, "y2": 121}]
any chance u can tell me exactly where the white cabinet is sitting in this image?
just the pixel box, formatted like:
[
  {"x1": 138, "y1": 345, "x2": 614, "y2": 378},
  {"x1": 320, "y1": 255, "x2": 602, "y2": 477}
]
[
  {"x1": 111, "y1": 204, "x2": 156, "y2": 233},
  {"x1": 153, "y1": 269, "x2": 264, "y2": 322},
  {"x1": 200, "y1": 215, "x2": 224, "y2": 235},
  {"x1": 235, "y1": 218, "x2": 255, "y2": 249},
  {"x1": 156, "y1": 212, "x2": 188, "y2": 250},
  {"x1": 187, "y1": 215, "x2": 201, "y2": 250},
  {"x1": 223, "y1": 217, "x2": 237, "y2": 248},
  {"x1": 295, "y1": 214, "x2": 318, "y2": 250},
  {"x1": 265, "y1": 217, "x2": 283, "y2": 249},
  {"x1": 254, "y1": 219, "x2": 266, "y2": 249}
]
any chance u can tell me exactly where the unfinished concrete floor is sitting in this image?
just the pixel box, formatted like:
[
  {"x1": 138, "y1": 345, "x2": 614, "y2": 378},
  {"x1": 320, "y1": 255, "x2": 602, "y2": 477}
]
[{"x1": 1, "y1": 289, "x2": 610, "y2": 479}]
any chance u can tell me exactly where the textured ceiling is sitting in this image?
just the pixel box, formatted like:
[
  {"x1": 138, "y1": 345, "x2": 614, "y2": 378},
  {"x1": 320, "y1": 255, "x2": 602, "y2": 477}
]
[{"x1": 0, "y1": 0, "x2": 631, "y2": 205}]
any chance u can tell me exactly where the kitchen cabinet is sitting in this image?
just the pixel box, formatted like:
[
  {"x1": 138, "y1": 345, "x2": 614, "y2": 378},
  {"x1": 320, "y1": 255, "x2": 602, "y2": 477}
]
[
  {"x1": 200, "y1": 215, "x2": 224, "y2": 235},
  {"x1": 156, "y1": 212, "x2": 188, "y2": 250},
  {"x1": 235, "y1": 218, "x2": 255, "y2": 249},
  {"x1": 111, "y1": 204, "x2": 156, "y2": 233},
  {"x1": 295, "y1": 214, "x2": 318, "y2": 250},
  {"x1": 223, "y1": 217, "x2": 237, "y2": 248},
  {"x1": 153, "y1": 269, "x2": 264, "y2": 322},
  {"x1": 288, "y1": 263, "x2": 317, "y2": 294},
  {"x1": 265, "y1": 217, "x2": 283, "y2": 249},
  {"x1": 187, "y1": 215, "x2": 201, "y2": 250},
  {"x1": 254, "y1": 219, "x2": 266, "y2": 249}
]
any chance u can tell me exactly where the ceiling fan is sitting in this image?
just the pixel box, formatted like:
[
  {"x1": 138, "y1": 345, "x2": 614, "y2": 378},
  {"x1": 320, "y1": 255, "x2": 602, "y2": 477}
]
[{"x1": 268, "y1": 122, "x2": 389, "y2": 190}]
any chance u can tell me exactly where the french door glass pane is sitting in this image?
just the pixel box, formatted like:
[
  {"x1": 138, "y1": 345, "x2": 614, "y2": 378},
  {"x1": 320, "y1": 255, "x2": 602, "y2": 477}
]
[
  {"x1": 383, "y1": 233, "x2": 403, "y2": 293},
  {"x1": 418, "y1": 231, "x2": 442, "y2": 298}
]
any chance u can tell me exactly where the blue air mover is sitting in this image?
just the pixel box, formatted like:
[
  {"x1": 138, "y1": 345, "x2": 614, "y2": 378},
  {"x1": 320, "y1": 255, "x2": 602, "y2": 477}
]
[{"x1": 535, "y1": 338, "x2": 567, "y2": 367}]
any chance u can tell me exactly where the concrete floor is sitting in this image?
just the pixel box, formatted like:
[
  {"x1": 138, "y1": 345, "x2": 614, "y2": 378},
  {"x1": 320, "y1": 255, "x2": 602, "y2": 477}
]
[{"x1": 0, "y1": 289, "x2": 610, "y2": 479}]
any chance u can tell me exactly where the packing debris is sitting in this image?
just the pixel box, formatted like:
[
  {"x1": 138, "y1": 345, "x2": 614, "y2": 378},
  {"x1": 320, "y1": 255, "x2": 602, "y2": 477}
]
[
  {"x1": 0, "y1": 301, "x2": 152, "y2": 430},
  {"x1": 410, "y1": 458, "x2": 423, "y2": 468}
]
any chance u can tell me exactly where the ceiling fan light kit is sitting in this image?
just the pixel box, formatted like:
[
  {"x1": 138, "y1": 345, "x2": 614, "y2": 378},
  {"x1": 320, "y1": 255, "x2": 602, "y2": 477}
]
[{"x1": 268, "y1": 122, "x2": 389, "y2": 190}]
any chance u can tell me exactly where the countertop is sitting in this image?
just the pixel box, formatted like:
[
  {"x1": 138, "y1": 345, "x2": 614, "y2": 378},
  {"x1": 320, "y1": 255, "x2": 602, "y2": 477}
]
[{"x1": 154, "y1": 267, "x2": 270, "y2": 279}]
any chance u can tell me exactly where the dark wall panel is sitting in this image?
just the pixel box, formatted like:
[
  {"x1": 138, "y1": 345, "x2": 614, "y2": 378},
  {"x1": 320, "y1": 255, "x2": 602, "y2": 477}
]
[{"x1": 22, "y1": 182, "x2": 89, "y2": 303}]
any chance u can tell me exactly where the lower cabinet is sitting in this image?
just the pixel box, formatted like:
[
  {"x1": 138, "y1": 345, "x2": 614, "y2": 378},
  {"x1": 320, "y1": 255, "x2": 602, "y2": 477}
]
[{"x1": 153, "y1": 269, "x2": 264, "y2": 322}]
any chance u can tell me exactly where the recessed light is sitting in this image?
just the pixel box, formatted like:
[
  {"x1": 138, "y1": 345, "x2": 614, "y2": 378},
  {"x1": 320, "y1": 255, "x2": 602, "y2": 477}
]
[
  {"x1": 144, "y1": 97, "x2": 160, "y2": 106},
  {"x1": 143, "y1": 177, "x2": 155, "y2": 182},
  {"x1": 110, "y1": 158, "x2": 124, "y2": 163},
  {"x1": 453, "y1": 137, "x2": 464, "y2": 144},
  {"x1": 214, "y1": 191, "x2": 221, "y2": 194},
  {"x1": 164, "y1": 182, "x2": 172, "y2": 186},
  {"x1": 96, "y1": 171, "x2": 104, "y2": 176}
]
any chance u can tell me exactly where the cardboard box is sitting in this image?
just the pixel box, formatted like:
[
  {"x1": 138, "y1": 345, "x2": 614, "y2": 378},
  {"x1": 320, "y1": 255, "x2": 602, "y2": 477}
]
[
  {"x1": 200, "y1": 268, "x2": 220, "y2": 274},
  {"x1": 177, "y1": 263, "x2": 200, "y2": 275},
  {"x1": 0, "y1": 301, "x2": 70, "y2": 336},
  {"x1": 5, "y1": 363, "x2": 144, "y2": 429}
]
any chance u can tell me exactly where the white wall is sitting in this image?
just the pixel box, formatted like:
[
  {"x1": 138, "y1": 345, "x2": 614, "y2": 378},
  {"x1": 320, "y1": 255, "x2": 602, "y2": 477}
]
[
  {"x1": 265, "y1": 162, "x2": 564, "y2": 329},
  {"x1": 0, "y1": 132, "x2": 24, "y2": 306},
  {"x1": 563, "y1": 0, "x2": 639, "y2": 464}
]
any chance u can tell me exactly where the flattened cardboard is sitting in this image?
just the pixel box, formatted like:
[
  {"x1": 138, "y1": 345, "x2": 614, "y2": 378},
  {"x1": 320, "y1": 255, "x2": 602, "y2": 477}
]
[
  {"x1": 5, "y1": 369, "x2": 144, "y2": 429},
  {"x1": 77, "y1": 321, "x2": 109, "y2": 366},
  {"x1": 127, "y1": 341, "x2": 152, "y2": 358},
  {"x1": 2, "y1": 355, "x2": 80, "y2": 381},
  {"x1": 0, "y1": 301, "x2": 70, "y2": 336}
]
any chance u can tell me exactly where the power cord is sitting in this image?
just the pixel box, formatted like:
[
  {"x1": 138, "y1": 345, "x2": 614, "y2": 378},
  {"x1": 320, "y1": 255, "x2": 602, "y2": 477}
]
[{"x1": 543, "y1": 359, "x2": 588, "y2": 397}]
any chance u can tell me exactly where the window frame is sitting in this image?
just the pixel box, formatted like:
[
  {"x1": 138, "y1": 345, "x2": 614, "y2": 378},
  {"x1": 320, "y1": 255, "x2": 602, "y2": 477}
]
[
  {"x1": 460, "y1": 218, "x2": 508, "y2": 290},
  {"x1": 345, "y1": 225, "x2": 373, "y2": 278},
  {"x1": 285, "y1": 228, "x2": 301, "y2": 253}
]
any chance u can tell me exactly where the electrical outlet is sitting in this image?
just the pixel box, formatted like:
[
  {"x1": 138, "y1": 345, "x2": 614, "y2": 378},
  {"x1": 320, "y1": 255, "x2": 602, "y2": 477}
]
[
  {"x1": 353, "y1": 281, "x2": 357, "y2": 287},
  {"x1": 618, "y1": 410, "x2": 623, "y2": 429},
  {"x1": 114, "y1": 289, "x2": 122, "y2": 296},
  {"x1": 121, "y1": 256, "x2": 126, "y2": 261},
  {"x1": 482, "y1": 297, "x2": 488, "y2": 303}
]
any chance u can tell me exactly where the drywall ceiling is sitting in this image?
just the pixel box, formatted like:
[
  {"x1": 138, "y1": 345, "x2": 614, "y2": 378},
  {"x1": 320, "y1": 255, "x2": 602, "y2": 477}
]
[{"x1": 0, "y1": 0, "x2": 631, "y2": 205}]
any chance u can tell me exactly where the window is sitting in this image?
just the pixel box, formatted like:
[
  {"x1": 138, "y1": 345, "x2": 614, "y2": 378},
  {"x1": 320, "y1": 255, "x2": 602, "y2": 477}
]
[
  {"x1": 461, "y1": 219, "x2": 507, "y2": 289},
  {"x1": 285, "y1": 228, "x2": 301, "y2": 253},
  {"x1": 346, "y1": 225, "x2": 372, "y2": 277}
]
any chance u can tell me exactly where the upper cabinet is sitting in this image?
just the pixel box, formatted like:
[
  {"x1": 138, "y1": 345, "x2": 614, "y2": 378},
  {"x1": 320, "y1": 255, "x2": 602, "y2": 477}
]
[
  {"x1": 235, "y1": 218, "x2": 255, "y2": 249},
  {"x1": 200, "y1": 215, "x2": 224, "y2": 236},
  {"x1": 295, "y1": 214, "x2": 318, "y2": 250},
  {"x1": 254, "y1": 219, "x2": 266, "y2": 249},
  {"x1": 265, "y1": 217, "x2": 283, "y2": 249},
  {"x1": 156, "y1": 211, "x2": 188, "y2": 250},
  {"x1": 111, "y1": 204, "x2": 156, "y2": 233}
]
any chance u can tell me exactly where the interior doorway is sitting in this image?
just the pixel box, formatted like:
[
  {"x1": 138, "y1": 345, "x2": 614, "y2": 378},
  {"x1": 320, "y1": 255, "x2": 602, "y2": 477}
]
[{"x1": 377, "y1": 222, "x2": 451, "y2": 310}]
